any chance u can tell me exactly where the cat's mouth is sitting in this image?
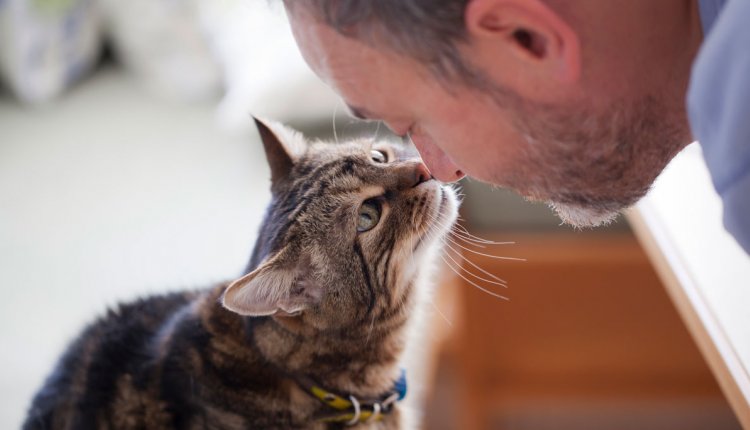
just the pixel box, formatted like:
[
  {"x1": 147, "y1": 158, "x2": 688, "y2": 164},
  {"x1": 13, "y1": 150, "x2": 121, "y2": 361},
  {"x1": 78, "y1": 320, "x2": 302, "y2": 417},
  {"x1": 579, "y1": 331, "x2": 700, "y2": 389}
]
[
  {"x1": 432, "y1": 186, "x2": 457, "y2": 233},
  {"x1": 412, "y1": 184, "x2": 458, "y2": 252}
]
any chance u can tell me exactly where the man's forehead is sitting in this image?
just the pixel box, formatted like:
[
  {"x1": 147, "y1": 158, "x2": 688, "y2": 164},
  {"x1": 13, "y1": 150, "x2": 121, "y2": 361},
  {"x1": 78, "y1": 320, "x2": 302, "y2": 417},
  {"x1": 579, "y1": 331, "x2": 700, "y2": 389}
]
[
  {"x1": 286, "y1": 6, "x2": 389, "y2": 101},
  {"x1": 286, "y1": 7, "x2": 357, "y2": 73}
]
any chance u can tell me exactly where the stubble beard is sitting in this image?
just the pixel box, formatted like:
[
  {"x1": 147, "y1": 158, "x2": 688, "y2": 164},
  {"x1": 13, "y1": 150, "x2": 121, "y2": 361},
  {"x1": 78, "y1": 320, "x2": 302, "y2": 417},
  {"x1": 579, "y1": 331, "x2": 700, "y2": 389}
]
[{"x1": 497, "y1": 92, "x2": 688, "y2": 228}]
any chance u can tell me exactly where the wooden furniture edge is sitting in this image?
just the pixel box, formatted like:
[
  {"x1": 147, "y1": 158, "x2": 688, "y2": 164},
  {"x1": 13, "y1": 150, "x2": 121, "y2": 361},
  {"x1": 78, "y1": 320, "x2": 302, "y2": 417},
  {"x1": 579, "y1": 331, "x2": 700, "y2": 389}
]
[{"x1": 626, "y1": 205, "x2": 750, "y2": 429}]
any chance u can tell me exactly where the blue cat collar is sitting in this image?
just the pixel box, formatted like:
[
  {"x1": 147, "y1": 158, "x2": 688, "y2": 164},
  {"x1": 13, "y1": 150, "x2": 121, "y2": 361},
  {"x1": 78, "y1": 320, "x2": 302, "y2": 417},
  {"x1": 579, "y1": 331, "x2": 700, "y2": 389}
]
[{"x1": 393, "y1": 368, "x2": 407, "y2": 401}]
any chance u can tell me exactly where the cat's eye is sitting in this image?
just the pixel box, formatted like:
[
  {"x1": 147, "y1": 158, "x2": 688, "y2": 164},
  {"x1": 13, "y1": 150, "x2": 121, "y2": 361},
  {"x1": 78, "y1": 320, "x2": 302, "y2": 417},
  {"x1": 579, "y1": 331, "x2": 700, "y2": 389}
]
[
  {"x1": 370, "y1": 149, "x2": 387, "y2": 164},
  {"x1": 357, "y1": 199, "x2": 382, "y2": 232}
]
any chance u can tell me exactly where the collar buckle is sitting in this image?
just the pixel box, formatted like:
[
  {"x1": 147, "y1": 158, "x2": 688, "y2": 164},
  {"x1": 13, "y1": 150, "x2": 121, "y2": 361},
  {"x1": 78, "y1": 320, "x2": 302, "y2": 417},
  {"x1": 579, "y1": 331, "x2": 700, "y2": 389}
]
[{"x1": 301, "y1": 369, "x2": 407, "y2": 425}]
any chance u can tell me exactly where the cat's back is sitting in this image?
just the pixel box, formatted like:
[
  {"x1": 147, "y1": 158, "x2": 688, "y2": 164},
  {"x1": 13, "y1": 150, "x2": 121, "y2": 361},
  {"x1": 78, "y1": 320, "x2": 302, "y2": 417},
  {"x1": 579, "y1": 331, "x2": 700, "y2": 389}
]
[{"x1": 23, "y1": 291, "x2": 196, "y2": 430}]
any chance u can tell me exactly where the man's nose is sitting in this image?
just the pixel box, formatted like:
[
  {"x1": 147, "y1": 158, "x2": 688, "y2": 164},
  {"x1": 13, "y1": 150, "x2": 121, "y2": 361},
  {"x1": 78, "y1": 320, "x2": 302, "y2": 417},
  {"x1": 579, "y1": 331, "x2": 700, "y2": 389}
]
[
  {"x1": 408, "y1": 133, "x2": 465, "y2": 183},
  {"x1": 384, "y1": 120, "x2": 411, "y2": 138},
  {"x1": 431, "y1": 166, "x2": 465, "y2": 183}
]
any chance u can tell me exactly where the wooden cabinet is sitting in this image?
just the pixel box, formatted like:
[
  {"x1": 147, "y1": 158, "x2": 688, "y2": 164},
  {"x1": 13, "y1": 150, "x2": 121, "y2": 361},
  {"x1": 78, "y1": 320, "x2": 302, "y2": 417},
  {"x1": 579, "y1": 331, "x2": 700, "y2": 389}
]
[{"x1": 424, "y1": 233, "x2": 741, "y2": 430}]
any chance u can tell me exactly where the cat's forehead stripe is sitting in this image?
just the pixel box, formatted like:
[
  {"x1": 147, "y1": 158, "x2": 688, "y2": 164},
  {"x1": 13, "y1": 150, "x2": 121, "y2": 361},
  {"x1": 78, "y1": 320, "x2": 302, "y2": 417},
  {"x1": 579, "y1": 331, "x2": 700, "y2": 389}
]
[{"x1": 269, "y1": 155, "x2": 369, "y2": 247}]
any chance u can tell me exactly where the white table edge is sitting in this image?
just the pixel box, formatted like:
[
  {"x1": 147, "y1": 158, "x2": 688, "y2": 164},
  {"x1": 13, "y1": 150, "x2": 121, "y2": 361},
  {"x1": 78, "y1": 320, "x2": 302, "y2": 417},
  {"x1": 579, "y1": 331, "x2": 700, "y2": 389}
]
[{"x1": 627, "y1": 205, "x2": 750, "y2": 429}]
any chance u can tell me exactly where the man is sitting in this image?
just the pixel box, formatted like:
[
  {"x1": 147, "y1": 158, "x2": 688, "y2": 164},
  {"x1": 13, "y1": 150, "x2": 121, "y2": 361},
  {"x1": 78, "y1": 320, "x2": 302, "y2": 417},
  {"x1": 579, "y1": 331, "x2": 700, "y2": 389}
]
[{"x1": 282, "y1": 0, "x2": 749, "y2": 254}]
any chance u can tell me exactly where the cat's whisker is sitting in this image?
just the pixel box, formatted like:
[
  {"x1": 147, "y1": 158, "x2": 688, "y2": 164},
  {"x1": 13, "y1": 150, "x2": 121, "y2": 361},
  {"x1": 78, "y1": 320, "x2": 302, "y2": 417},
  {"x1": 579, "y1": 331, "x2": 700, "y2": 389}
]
[
  {"x1": 441, "y1": 244, "x2": 508, "y2": 288},
  {"x1": 444, "y1": 225, "x2": 487, "y2": 246},
  {"x1": 420, "y1": 211, "x2": 512, "y2": 289},
  {"x1": 449, "y1": 231, "x2": 488, "y2": 249},
  {"x1": 36, "y1": 119, "x2": 487, "y2": 428},
  {"x1": 423, "y1": 212, "x2": 488, "y2": 257},
  {"x1": 444, "y1": 234, "x2": 526, "y2": 261},
  {"x1": 442, "y1": 242, "x2": 508, "y2": 286},
  {"x1": 423, "y1": 211, "x2": 517, "y2": 253},
  {"x1": 420, "y1": 212, "x2": 511, "y2": 298},
  {"x1": 421, "y1": 207, "x2": 464, "y2": 232},
  {"x1": 406, "y1": 218, "x2": 457, "y2": 328},
  {"x1": 452, "y1": 222, "x2": 515, "y2": 245},
  {"x1": 332, "y1": 103, "x2": 340, "y2": 144},
  {"x1": 449, "y1": 189, "x2": 465, "y2": 200},
  {"x1": 419, "y1": 217, "x2": 447, "y2": 255},
  {"x1": 423, "y1": 211, "x2": 508, "y2": 247},
  {"x1": 422, "y1": 212, "x2": 454, "y2": 240},
  {"x1": 439, "y1": 254, "x2": 509, "y2": 301},
  {"x1": 428, "y1": 298, "x2": 453, "y2": 328},
  {"x1": 373, "y1": 121, "x2": 382, "y2": 141},
  {"x1": 450, "y1": 228, "x2": 496, "y2": 245}
]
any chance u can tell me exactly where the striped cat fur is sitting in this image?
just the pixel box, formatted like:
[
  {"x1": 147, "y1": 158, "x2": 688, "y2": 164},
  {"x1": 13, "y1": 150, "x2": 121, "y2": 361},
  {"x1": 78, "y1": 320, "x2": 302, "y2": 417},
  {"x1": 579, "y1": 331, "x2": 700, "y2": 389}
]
[{"x1": 23, "y1": 119, "x2": 458, "y2": 429}]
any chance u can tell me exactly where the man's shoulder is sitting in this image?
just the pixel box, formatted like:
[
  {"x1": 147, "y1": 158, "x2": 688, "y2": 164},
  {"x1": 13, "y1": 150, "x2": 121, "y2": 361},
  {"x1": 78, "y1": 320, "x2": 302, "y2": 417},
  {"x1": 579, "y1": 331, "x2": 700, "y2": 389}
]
[{"x1": 688, "y1": 0, "x2": 750, "y2": 254}]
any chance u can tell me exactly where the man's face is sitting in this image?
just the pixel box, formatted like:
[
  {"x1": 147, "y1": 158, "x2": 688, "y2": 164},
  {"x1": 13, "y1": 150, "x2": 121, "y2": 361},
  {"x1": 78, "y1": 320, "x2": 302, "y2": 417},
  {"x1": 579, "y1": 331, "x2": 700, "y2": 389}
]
[{"x1": 285, "y1": 5, "x2": 688, "y2": 227}]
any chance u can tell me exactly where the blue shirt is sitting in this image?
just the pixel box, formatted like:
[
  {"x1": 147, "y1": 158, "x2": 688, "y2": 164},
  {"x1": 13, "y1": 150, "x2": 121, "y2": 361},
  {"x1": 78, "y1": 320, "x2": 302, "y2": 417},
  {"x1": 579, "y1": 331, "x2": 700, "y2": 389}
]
[{"x1": 689, "y1": 0, "x2": 750, "y2": 254}]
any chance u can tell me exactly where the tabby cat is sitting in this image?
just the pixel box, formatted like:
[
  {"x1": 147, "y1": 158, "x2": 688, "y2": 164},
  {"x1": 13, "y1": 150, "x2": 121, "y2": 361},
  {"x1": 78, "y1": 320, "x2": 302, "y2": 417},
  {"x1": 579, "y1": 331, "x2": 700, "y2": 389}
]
[{"x1": 23, "y1": 119, "x2": 458, "y2": 429}]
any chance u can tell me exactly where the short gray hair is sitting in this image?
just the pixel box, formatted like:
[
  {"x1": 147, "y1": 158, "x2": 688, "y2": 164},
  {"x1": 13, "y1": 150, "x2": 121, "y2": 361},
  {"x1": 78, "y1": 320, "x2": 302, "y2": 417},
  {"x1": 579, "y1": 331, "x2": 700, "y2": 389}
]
[{"x1": 290, "y1": 0, "x2": 487, "y2": 87}]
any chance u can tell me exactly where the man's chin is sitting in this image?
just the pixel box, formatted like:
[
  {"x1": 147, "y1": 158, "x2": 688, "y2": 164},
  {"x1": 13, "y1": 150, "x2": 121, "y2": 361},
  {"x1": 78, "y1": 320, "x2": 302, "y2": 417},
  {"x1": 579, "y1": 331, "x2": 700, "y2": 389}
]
[{"x1": 548, "y1": 201, "x2": 621, "y2": 228}]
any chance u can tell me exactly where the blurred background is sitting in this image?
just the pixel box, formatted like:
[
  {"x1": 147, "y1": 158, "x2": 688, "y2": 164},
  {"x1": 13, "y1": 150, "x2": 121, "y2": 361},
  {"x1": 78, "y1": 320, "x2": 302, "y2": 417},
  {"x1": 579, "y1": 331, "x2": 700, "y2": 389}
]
[{"x1": 0, "y1": 1, "x2": 742, "y2": 429}]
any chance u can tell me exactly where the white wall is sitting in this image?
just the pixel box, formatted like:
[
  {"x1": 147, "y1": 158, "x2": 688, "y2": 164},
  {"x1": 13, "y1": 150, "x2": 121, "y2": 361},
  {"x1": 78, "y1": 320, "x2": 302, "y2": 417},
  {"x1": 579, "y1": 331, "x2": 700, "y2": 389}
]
[{"x1": 0, "y1": 68, "x2": 271, "y2": 428}]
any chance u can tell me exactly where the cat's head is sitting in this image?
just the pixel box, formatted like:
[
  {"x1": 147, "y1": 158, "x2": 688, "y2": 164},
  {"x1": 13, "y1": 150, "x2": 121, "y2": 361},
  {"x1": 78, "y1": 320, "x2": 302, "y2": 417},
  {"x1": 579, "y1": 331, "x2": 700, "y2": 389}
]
[{"x1": 222, "y1": 119, "x2": 458, "y2": 331}]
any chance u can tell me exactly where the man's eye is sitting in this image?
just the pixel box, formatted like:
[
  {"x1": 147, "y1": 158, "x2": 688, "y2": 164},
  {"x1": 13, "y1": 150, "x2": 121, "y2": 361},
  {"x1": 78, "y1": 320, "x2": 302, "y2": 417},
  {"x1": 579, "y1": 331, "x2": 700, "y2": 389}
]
[{"x1": 371, "y1": 149, "x2": 387, "y2": 163}]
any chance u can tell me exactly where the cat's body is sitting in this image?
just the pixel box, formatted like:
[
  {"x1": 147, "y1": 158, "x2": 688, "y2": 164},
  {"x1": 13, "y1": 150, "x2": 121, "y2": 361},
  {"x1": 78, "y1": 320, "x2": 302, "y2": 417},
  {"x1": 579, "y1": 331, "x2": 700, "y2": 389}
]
[
  {"x1": 24, "y1": 119, "x2": 457, "y2": 430},
  {"x1": 24, "y1": 287, "x2": 401, "y2": 429}
]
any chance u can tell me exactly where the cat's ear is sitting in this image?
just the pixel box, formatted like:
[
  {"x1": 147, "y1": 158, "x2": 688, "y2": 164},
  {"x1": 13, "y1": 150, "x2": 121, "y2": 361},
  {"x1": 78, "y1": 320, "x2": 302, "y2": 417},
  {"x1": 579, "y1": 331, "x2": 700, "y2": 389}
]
[
  {"x1": 253, "y1": 117, "x2": 307, "y2": 184},
  {"x1": 222, "y1": 251, "x2": 321, "y2": 317}
]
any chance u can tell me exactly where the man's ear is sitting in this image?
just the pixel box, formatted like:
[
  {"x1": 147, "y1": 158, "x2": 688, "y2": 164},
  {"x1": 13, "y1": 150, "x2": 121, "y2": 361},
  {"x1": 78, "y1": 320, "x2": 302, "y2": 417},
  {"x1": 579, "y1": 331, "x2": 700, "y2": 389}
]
[
  {"x1": 463, "y1": 0, "x2": 580, "y2": 84},
  {"x1": 222, "y1": 251, "x2": 322, "y2": 317},
  {"x1": 253, "y1": 117, "x2": 307, "y2": 186}
]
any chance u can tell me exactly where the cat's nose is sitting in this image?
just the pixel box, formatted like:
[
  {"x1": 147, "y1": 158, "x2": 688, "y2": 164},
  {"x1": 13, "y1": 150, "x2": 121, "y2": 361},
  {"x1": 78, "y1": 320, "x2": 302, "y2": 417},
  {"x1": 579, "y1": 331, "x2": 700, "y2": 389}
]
[
  {"x1": 413, "y1": 162, "x2": 433, "y2": 187},
  {"x1": 395, "y1": 161, "x2": 433, "y2": 190}
]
